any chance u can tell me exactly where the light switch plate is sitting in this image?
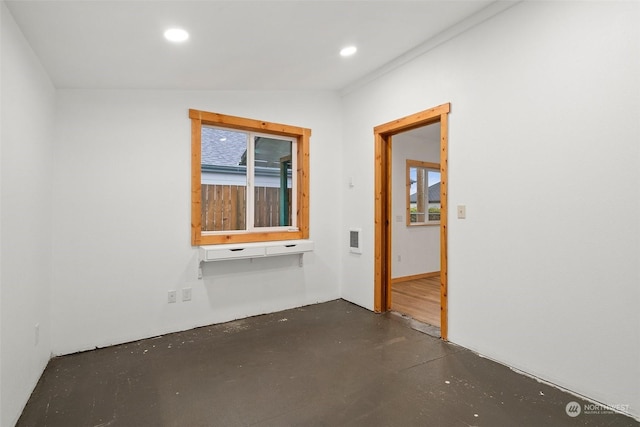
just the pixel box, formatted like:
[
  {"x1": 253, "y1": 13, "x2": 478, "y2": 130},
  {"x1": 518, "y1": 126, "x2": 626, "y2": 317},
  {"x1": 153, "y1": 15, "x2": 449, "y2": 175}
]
[{"x1": 457, "y1": 205, "x2": 466, "y2": 219}]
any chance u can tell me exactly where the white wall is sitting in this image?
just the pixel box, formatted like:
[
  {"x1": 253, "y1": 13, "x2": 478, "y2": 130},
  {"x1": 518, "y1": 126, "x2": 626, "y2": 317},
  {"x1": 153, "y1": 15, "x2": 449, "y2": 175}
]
[
  {"x1": 51, "y1": 90, "x2": 342, "y2": 355},
  {"x1": 341, "y1": 1, "x2": 640, "y2": 418},
  {"x1": 3, "y1": 0, "x2": 639, "y2": 423},
  {"x1": 391, "y1": 125, "x2": 440, "y2": 278},
  {"x1": 0, "y1": 3, "x2": 55, "y2": 426}
]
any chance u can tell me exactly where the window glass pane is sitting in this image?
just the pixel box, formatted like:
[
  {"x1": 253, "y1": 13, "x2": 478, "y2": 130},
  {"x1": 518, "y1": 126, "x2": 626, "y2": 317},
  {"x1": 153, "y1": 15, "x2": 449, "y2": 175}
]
[
  {"x1": 411, "y1": 166, "x2": 428, "y2": 223},
  {"x1": 408, "y1": 162, "x2": 440, "y2": 225},
  {"x1": 201, "y1": 126, "x2": 247, "y2": 231},
  {"x1": 253, "y1": 136, "x2": 292, "y2": 227},
  {"x1": 428, "y1": 171, "x2": 441, "y2": 221}
]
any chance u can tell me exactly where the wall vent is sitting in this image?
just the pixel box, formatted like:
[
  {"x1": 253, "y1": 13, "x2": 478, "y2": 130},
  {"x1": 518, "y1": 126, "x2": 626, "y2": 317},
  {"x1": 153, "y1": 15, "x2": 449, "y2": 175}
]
[{"x1": 349, "y1": 228, "x2": 362, "y2": 254}]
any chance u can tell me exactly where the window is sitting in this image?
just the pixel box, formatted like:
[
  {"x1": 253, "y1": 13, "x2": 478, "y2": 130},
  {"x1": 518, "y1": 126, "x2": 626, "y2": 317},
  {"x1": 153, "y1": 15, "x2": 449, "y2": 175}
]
[
  {"x1": 190, "y1": 109, "x2": 310, "y2": 245},
  {"x1": 406, "y1": 159, "x2": 440, "y2": 226}
]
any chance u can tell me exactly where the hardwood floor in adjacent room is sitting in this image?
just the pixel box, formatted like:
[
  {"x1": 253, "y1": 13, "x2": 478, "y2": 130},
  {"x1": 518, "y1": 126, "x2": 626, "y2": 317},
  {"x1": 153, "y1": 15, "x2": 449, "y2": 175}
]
[{"x1": 391, "y1": 275, "x2": 440, "y2": 327}]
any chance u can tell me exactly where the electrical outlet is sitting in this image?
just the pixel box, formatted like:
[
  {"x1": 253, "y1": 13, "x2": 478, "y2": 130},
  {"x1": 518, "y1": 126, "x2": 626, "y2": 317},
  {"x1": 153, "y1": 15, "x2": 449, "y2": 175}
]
[
  {"x1": 182, "y1": 287, "x2": 192, "y2": 302},
  {"x1": 35, "y1": 323, "x2": 40, "y2": 346},
  {"x1": 168, "y1": 290, "x2": 177, "y2": 303}
]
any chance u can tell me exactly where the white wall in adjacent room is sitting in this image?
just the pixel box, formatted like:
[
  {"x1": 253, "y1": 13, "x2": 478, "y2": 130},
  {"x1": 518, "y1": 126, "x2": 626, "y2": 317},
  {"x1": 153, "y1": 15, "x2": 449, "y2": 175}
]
[
  {"x1": 391, "y1": 125, "x2": 440, "y2": 278},
  {"x1": 1, "y1": 3, "x2": 55, "y2": 426},
  {"x1": 341, "y1": 1, "x2": 639, "y2": 418},
  {"x1": 51, "y1": 90, "x2": 342, "y2": 356}
]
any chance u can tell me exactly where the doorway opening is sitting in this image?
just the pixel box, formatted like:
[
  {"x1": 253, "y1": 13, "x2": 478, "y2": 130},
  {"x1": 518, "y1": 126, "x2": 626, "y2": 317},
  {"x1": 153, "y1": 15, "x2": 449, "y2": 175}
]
[{"x1": 373, "y1": 103, "x2": 450, "y2": 340}]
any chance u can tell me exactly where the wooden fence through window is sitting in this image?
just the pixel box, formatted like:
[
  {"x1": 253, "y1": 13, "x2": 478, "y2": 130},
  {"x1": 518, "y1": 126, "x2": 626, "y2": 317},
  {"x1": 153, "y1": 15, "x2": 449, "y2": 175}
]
[{"x1": 201, "y1": 184, "x2": 291, "y2": 231}]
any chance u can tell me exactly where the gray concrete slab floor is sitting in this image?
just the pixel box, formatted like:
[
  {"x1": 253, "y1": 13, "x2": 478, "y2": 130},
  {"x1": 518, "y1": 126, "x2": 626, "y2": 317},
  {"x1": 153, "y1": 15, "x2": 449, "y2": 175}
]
[{"x1": 16, "y1": 300, "x2": 638, "y2": 426}]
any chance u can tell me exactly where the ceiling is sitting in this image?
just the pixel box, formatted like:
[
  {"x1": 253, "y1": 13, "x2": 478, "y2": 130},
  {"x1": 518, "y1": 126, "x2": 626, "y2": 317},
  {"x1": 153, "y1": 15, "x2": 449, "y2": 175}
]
[{"x1": 6, "y1": 0, "x2": 496, "y2": 91}]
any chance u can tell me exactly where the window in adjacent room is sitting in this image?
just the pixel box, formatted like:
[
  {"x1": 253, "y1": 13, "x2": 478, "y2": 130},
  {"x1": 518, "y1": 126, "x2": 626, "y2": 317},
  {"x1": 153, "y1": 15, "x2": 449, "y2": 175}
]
[
  {"x1": 190, "y1": 109, "x2": 310, "y2": 245},
  {"x1": 406, "y1": 159, "x2": 440, "y2": 226}
]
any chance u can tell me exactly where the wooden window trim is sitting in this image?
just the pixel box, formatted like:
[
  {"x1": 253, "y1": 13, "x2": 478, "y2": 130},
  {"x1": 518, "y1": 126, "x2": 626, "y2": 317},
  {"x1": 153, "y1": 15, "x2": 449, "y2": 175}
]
[{"x1": 190, "y1": 109, "x2": 310, "y2": 245}]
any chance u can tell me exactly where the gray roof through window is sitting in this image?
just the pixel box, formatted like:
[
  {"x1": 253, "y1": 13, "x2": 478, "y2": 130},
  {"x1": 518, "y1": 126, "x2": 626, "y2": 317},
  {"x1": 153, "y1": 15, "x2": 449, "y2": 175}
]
[
  {"x1": 201, "y1": 126, "x2": 247, "y2": 167},
  {"x1": 410, "y1": 182, "x2": 440, "y2": 203},
  {"x1": 201, "y1": 126, "x2": 292, "y2": 168}
]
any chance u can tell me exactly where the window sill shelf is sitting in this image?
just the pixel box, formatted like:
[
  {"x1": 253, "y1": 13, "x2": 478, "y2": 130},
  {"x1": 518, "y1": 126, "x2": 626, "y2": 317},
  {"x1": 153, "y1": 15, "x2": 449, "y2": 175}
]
[{"x1": 199, "y1": 240, "x2": 314, "y2": 262}]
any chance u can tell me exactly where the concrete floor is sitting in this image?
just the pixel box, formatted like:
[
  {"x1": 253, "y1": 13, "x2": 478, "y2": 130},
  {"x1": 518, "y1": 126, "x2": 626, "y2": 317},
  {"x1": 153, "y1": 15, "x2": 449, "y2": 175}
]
[{"x1": 17, "y1": 300, "x2": 637, "y2": 427}]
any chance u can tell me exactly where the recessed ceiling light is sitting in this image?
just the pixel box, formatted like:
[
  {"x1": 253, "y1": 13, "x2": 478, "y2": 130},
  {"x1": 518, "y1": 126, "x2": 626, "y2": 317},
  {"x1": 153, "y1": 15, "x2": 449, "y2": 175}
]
[
  {"x1": 340, "y1": 46, "x2": 357, "y2": 57},
  {"x1": 164, "y1": 28, "x2": 189, "y2": 43}
]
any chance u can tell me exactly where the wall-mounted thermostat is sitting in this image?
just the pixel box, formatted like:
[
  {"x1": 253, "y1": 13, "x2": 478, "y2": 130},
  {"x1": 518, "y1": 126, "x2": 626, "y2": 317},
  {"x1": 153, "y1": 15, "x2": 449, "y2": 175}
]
[{"x1": 349, "y1": 228, "x2": 362, "y2": 254}]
